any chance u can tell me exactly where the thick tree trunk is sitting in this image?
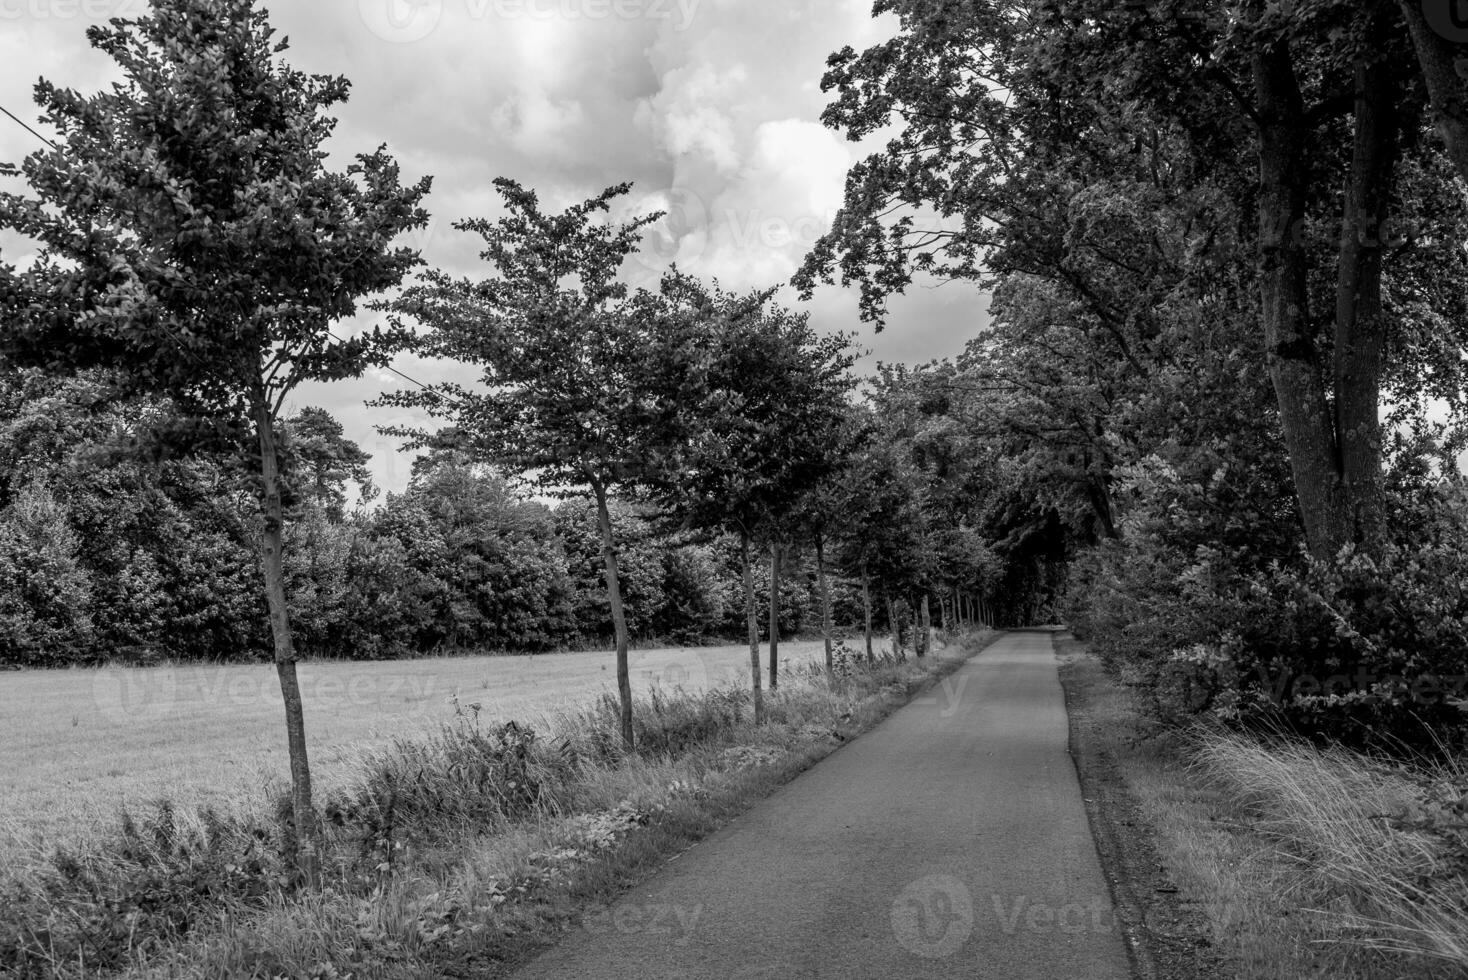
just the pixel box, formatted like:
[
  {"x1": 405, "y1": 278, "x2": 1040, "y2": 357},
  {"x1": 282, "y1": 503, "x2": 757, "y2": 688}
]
[
  {"x1": 1253, "y1": 30, "x2": 1355, "y2": 561},
  {"x1": 252, "y1": 390, "x2": 318, "y2": 885},
  {"x1": 1334, "y1": 35, "x2": 1399, "y2": 555},
  {"x1": 767, "y1": 543, "x2": 781, "y2": 690},
  {"x1": 1399, "y1": 0, "x2": 1468, "y2": 183},
  {"x1": 1088, "y1": 476, "x2": 1119, "y2": 540},
  {"x1": 741, "y1": 531, "x2": 765, "y2": 724},
  {"x1": 861, "y1": 561, "x2": 874, "y2": 662},
  {"x1": 919, "y1": 594, "x2": 931, "y2": 657},
  {"x1": 816, "y1": 535, "x2": 833, "y2": 672},
  {"x1": 593, "y1": 484, "x2": 634, "y2": 750}
]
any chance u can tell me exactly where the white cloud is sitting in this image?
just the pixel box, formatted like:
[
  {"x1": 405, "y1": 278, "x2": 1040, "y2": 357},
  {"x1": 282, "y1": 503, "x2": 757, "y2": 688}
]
[{"x1": 0, "y1": 0, "x2": 981, "y2": 497}]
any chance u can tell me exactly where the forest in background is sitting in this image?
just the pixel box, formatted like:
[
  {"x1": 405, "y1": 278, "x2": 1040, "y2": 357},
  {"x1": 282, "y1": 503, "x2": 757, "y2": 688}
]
[{"x1": 0, "y1": 363, "x2": 1023, "y2": 669}]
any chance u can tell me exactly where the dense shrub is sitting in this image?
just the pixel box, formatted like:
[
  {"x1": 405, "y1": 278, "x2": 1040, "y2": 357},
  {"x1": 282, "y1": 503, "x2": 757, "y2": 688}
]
[{"x1": 1066, "y1": 449, "x2": 1468, "y2": 749}]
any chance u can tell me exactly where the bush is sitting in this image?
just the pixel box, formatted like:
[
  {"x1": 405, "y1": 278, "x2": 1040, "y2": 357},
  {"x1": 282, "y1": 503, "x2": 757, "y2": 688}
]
[{"x1": 1065, "y1": 451, "x2": 1468, "y2": 750}]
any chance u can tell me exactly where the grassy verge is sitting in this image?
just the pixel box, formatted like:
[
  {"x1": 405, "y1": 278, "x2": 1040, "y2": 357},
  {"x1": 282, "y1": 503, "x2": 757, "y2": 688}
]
[
  {"x1": 1058, "y1": 634, "x2": 1468, "y2": 980},
  {"x1": 2, "y1": 631, "x2": 997, "y2": 979}
]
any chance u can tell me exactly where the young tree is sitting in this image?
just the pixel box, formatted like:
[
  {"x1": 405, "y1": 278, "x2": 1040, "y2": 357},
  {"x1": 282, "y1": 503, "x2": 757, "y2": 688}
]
[
  {"x1": 790, "y1": 404, "x2": 867, "y2": 671},
  {"x1": 379, "y1": 180, "x2": 682, "y2": 749},
  {"x1": 650, "y1": 286, "x2": 857, "y2": 717},
  {"x1": 0, "y1": 0, "x2": 430, "y2": 878}
]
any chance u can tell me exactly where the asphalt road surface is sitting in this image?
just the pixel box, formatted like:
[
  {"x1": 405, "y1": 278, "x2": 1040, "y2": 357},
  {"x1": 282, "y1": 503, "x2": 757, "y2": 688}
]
[{"x1": 510, "y1": 631, "x2": 1135, "y2": 980}]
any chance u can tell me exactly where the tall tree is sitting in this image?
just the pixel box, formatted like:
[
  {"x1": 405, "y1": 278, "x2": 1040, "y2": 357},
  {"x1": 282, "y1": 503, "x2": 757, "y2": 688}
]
[
  {"x1": 379, "y1": 180, "x2": 686, "y2": 749},
  {"x1": 0, "y1": 0, "x2": 430, "y2": 878},
  {"x1": 282, "y1": 406, "x2": 376, "y2": 520},
  {"x1": 798, "y1": 0, "x2": 1468, "y2": 564}
]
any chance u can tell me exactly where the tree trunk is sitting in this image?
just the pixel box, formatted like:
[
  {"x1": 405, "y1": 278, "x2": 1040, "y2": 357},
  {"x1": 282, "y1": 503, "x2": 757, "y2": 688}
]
[
  {"x1": 1088, "y1": 476, "x2": 1120, "y2": 540},
  {"x1": 593, "y1": 484, "x2": 634, "y2": 750},
  {"x1": 741, "y1": 531, "x2": 764, "y2": 724},
  {"x1": 816, "y1": 535, "x2": 834, "y2": 672},
  {"x1": 861, "y1": 560, "x2": 874, "y2": 662},
  {"x1": 767, "y1": 543, "x2": 781, "y2": 690},
  {"x1": 252, "y1": 389, "x2": 318, "y2": 885},
  {"x1": 1333, "y1": 30, "x2": 1399, "y2": 556},
  {"x1": 919, "y1": 594, "x2": 931, "y2": 657},
  {"x1": 1399, "y1": 0, "x2": 1468, "y2": 184},
  {"x1": 1252, "y1": 28, "x2": 1355, "y2": 561},
  {"x1": 887, "y1": 596, "x2": 900, "y2": 656}
]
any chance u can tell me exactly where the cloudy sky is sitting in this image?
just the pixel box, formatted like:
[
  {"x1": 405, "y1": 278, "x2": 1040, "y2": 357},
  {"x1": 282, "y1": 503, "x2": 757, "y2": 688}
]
[{"x1": 0, "y1": 0, "x2": 990, "y2": 495}]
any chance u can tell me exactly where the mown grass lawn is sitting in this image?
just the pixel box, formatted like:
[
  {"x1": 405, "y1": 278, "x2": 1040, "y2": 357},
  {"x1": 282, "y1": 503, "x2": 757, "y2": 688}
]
[{"x1": 1, "y1": 640, "x2": 833, "y2": 859}]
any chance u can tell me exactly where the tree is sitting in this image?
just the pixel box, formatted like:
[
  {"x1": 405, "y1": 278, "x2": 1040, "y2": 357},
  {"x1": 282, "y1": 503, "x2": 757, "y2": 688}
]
[
  {"x1": 379, "y1": 180, "x2": 685, "y2": 749},
  {"x1": 0, "y1": 0, "x2": 431, "y2": 879},
  {"x1": 282, "y1": 406, "x2": 376, "y2": 520},
  {"x1": 648, "y1": 283, "x2": 857, "y2": 718},
  {"x1": 797, "y1": 0, "x2": 1468, "y2": 564},
  {"x1": 789, "y1": 404, "x2": 867, "y2": 670}
]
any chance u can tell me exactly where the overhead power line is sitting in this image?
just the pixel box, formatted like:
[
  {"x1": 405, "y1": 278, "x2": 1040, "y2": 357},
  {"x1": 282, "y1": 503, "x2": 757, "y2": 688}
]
[{"x1": 0, "y1": 103, "x2": 58, "y2": 150}]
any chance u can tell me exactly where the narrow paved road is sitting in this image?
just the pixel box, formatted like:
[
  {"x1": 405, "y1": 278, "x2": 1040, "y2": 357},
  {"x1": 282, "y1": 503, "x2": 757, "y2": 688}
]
[{"x1": 511, "y1": 631, "x2": 1134, "y2": 979}]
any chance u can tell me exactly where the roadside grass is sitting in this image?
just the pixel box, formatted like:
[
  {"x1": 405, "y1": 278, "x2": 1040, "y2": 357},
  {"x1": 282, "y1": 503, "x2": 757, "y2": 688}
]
[
  {"x1": 1058, "y1": 636, "x2": 1468, "y2": 980},
  {"x1": 0, "y1": 639, "x2": 831, "y2": 861},
  {"x1": 1, "y1": 632, "x2": 996, "y2": 979}
]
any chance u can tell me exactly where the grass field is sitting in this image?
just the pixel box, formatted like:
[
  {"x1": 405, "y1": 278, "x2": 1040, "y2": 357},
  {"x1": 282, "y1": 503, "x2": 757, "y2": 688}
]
[{"x1": 0, "y1": 640, "x2": 836, "y2": 860}]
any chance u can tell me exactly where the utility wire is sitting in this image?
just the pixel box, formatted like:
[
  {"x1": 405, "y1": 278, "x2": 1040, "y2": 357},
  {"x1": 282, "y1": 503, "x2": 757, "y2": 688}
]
[
  {"x1": 0, "y1": 103, "x2": 58, "y2": 150},
  {"x1": 326, "y1": 329, "x2": 460, "y2": 408}
]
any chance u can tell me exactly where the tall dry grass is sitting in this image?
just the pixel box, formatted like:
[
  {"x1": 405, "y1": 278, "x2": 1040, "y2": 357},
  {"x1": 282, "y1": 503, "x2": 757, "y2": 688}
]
[{"x1": 1196, "y1": 730, "x2": 1468, "y2": 973}]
